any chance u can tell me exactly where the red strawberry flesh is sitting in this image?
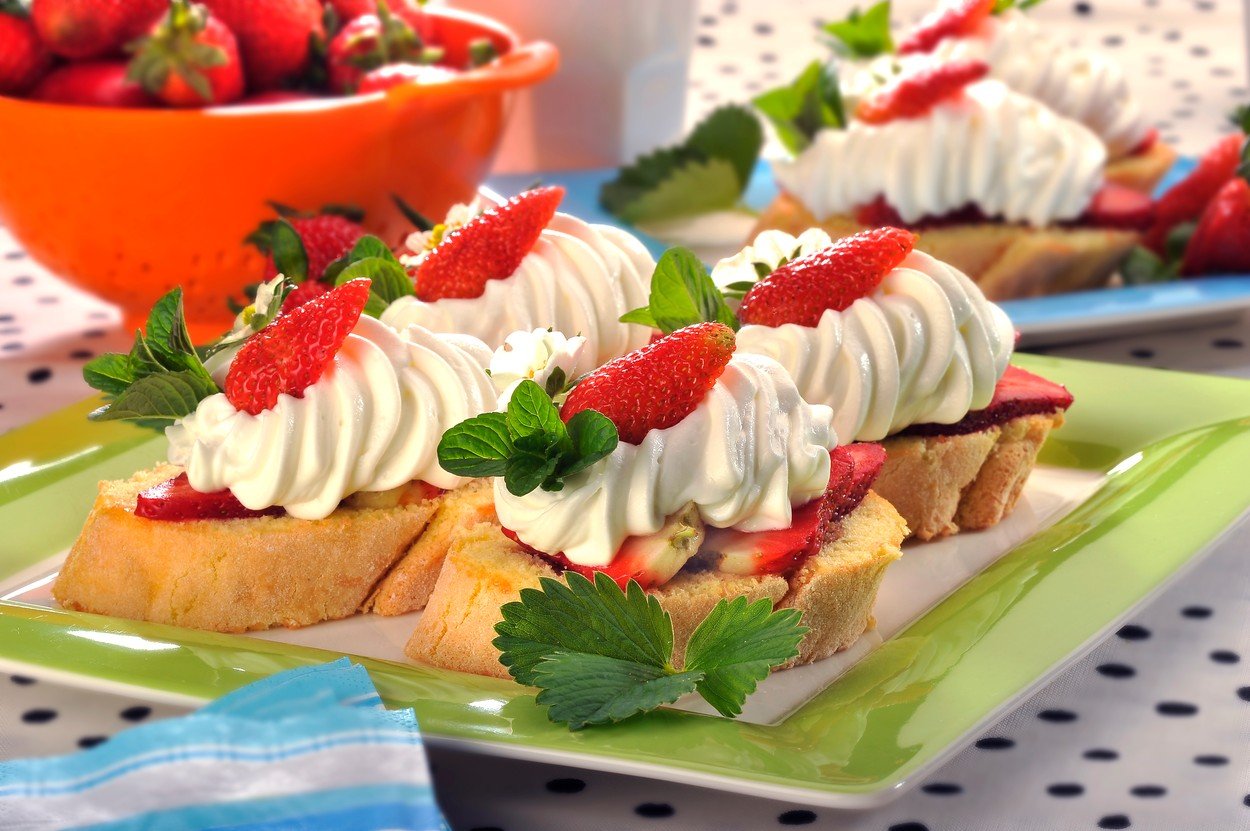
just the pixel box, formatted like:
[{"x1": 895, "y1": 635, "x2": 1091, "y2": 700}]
[
  {"x1": 902, "y1": 366, "x2": 1073, "y2": 437},
  {"x1": 898, "y1": 0, "x2": 995, "y2": 55},
  {"x1": 1144, "y1": 132, "x2": 1243, "y2": 254},
  {"x1": 856, "y1": 59, "x2": 989, "y2": 125},
  {"x1": 135, "y1": 473, "x2": 283, "y2": 521},
  {"x1": 262, "y1": 213, "x2": 367, "y2": 284},
  {"x1": 1077, "y1": 183, "x2": 1155, "y2": 231},
  {"x1": 1181, "y1": 177, "x2": 1250, "y2": 276}
]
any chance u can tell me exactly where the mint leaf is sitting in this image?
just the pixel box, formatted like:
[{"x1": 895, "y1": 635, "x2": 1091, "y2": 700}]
[
  {"x1": 621, "y1": 247, "x2": 739, "y2": 334},
  {"x1": 609, "y1": 156, "x2": 743, "y2": 224},
  {"x1": 349, "y1": 235, "x2": 402, "y2": 265},
  {"x1": 685, "y1": 105, "x2": 764, "y2": 191},
  {"x1": 494, "y1": 572, "x2": 675, "y2": 687},
  {"x1": 507, "y1": 379, "x2": 566, "y2": 440},
  {"x1": 505, "y1": 432, "x2": 562, "y2": 496},
  {"x1": 336, "y1": 255, "x2": 414, "y2": 316},
  {"x1": 88, "y1": 371, "x2": 219, "y2": 423},
  {"x1": 559, "y1": 410, "x2": 618, "y2": 478},
  {"x1": 437, "y1": 412, "x2": 513, "y2": 478},
  {"x1": 82, "y1": 353, "x2": 137, "y2": 397},
  {"x1": 1121, "y1": 246, "x2": 1179, "y2": 285},
  {"x1": 532, "y1": 654, "x2": 703, "y2": 730},
  {"x1": 684, "y1": 597, "x2": 806, "y2": 718},
  {"x1": 823, "y1": 0, "x2": 894, "y2": 59},
  {"x1": 753, "y1": 61, "x2": 846, "y2": 155},
  {"x1": 270, "y1": 219, "x2": 309, "y2": 284}
]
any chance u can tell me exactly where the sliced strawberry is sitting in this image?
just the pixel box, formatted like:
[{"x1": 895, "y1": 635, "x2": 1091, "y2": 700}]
[
  {"x1": 1145, "y1": 132, "x2": 1244, "y2": 254},
  {"x1": 829, "y1": 442, "x2": 887, "y2": 521},
  {"x1": 1077, "y1": 183, "x2": 1155, "y2": 231},
  {"x1": 856, "y1": 59, "x2": 989, "y2": 125},
  {"x1": 904, "y1": 366, "x2": 1074, "y2": 437},
  {"x1": 560, "y1": 322, "x2": 736, "y2": 445},
  {"x1": 280, "y1": 279, "x2": 330, "y2": 313},
  {"x1": 413, "y1": 186, "x2": 564, "y2": 301},
  {"x1": 898, "y1": 0, "x2": 995, "y2": 55},
  {"x1": 1181, "y1": 177, "x2": 1250, "y2": 276},
  {"x1": 737, "y1": 227, "x2": 916, "y2": 328},
  {"x1": 853, "y1": 198, "x2": 989, "y2": 230},
  {"x1": 135, "y1": 473, "x2": 283, "y2": 521},
  {"x1": 225, "y1": 278, "x2": 370, "y2": 415},
  {"x1": 853, "y1": 196, "x2": 908, "y2": 228}
]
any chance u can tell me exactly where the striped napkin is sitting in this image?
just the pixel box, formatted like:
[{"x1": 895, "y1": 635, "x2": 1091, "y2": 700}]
[{"x1": 0, "y1": 658, "x2": 448, "y2": 831}]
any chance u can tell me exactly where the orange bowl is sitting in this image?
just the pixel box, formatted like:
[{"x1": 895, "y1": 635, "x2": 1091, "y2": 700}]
[{"x1": 0, "y1": 8, "x2": 557, "y2": 339}]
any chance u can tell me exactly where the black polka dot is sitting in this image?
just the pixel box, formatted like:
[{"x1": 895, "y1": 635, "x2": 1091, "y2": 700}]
[
  {"x1": 753, "y1": 22, "x2": 773, "y2": 34},
  {"x1": 0, "y1": 326, "x2": 20, "y2": 335},
  {"x1": 1189, "y1": 45, "x2": 1209, "y2": 57},
  {"x1": 1243, "y1": 794, "x2": 1250, "y2": 807},
  {"x1": 84, "y1": 329, "x2": 107, "y2": 338},
  {"x1": 1117, "y1": 625, "x2": 1151, "y2": 641},
  {"x1": 1098, "y1": 815, "x2": 1131, "y2": 829},
  {"x1": 1131, "y1": 785, "x2": 1166, "y2": 798},
  {"x1": 120, "y1": 705, "x2": 152, "y2": 722},
  {"x1": 27, "y1": 368, "x2": 52, "y2": 384},
  {"x1": 721, "y1": 1, "x2": 737, "y2": 13},
  {"x1": 4, "y1": 250, "x2": 25, "y2": 260},
  {"x1": 1038, "y1": 709, "x2": 1078, "y2": 723},
  {"x1": 888, "y1": 824, "x2": 930, "y2": 831},
  {"x1": 1156, "y1": 702, "x2": 1198, "y2": 716},
  {"x1": 2, "y1": 342, "x2": 22, "y2": 352},
  {"x1": 975, "y1": 737, "x2": 1014, "y2": 750},
  {"x1": 1181, "y1": 605, "x2": 1212, "y2": 619},
  {"x1": 778, "y1": 810, "x2": 817, "y2": 825},
  {"x1": 70, "y1": 349, "x2": 93, "y2": 360},
  {"x1": 1163, "y1": 29, "x2": 1181, "y2": 41},
  {"x1": 1074, "y1": 1, "x2": 1092, "y2": 13},
  {"x1": 22, "y1": 708, "x2": 57, "y2": 724},
  {"x1": 699, "y1": 14, "x2": 716, "y2": 25},
  {"x1": 1047, "y1": 783, "x2": 1084, "y2": 797},
  {"x1": 78, "y1": 736, "x2": 108, "y2": 749},
  {"x1": 10, "y1": 674, "x2": 35, "y2": 685},
  {"x1": 760, "y1": 52, "x2": 777, "y2": 63},
  {"x1": 1195, "y1": 0, "x2": 1214, "y2": 8},
  {"x1": 13, "y1": 275, "x2": 33, "y2": 286},
  {"x1": 545, "y1": 778, "x2": 585, "y2": 794},
  {"x1": 1210, "y1": 650, "x2": 1240, "y2": 664},
  {"x1": 921, "y1": 783, "x2": 962, "y2": 795},
  {"x1": 37, "y1": 296, "x2": 58, "y2": 305},
  {"x1": 1097, "y1": 663, "x2": 1136, "y2": 679},
  {"x1": 719, "y1": 64, "x2": 737, "y2": 74},
  {"x1": 1194, "y1": 755, "x2": 1229, "y2": 766},
  {"x1": 1102, "y1": 34, "x2": 1122, "y2": 47},
  {"x1": 697, "y1": 34, "x2": 716, "y2": 47},
  {"x1": 0, "y1": 314, "x2": 12, "y2": 323},
  {"x1": 1128, "y1": 348, "x2": 1154, "y2": 359},
  {"x1": 635, "y1": 803, "x2": 674, "y2": 819},
  {"x1": 1213, "y1": 338, "x2": 1243, "y2": 349},
  {"x1": 1212, "y1": 66, "x2": 1235, "y2": 78},
  {"x1": 1085, "y1": 748, "x2": 1119, "y2": 761}
]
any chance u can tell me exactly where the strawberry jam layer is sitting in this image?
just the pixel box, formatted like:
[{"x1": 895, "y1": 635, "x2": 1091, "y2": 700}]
[{"x1": 899, "y1": 366, "x2": 1073, "y2": 438}]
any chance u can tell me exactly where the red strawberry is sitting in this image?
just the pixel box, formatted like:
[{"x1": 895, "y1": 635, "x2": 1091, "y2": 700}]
[
  {"x1": 127, "y1": 0, "x2": 245, "y2": 107},
  {"x1": 0, "y1": 7, "x2": 54, "y2": 96},
  {"x1": 560, "y1": 322, "x2": 735, "y2": 445},
  {"x1": 31, "y1": 61, "x2": 156, "y2": 106},
  {"x1": 905, "y1": 366, "x2": 1074, "y2": 436},
  {"x1": 853, "y1": 196, "x2": 908, "y2": 229},
  {"x1": 135, "y1": 473, "x2": 284, "y2": 521},
  {"x1": 856, "y1": 59, "x2": 989, "y2": 125},
  {"x1": 200, "y1": 0, "x2": 324, "y2": 91},
  {"x1": 31, "y1": 0, "x2": 166, "y2": 60},
  {"x1": 1130, "y1": 127, "x2": 1159, "y2": 157},
  {"x1": 1078, "y1": 183, "x2": 1155, "y2": 231},
  {"x1": 326, "y1": 0, "x2": 376, "y2": 20},
  {"x1": 258, "y1": 213, "x2": 368, "y2": 284},
  {"x1": 898, "y1": 0, "x2": 995, "y2": 55},
  {"x1": 356, "y1": 62, "x2": 457, "y2": 93},
  {"x1": 737, "y1": 227, "x2": 916, "y2": 328},
  {"x1": 1144, "y1": 133, "x2": 1244, "y2": 254},
  {"x1": 225, "y1": 278, "x2": 371, "y2": 415},
  {"x1": 1181, "y1": 177, "x2": 1250, "y2": 276},
  {"x1": 828, "y1": 442, "x2": 886, "y2": 521},
  {"x1": 326, "y1": 6, "x2": 428, "y2": 94},
  {"x1": 413, "y1": 186, "x2": 564, "y2": 301},
  {"x1": 280, "y1": 279, "x2": 330, "y2": 313}
]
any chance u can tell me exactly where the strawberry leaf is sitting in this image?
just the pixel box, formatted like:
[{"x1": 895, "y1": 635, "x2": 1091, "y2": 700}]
[
  {"x1": 532, "y1": 654, "x2": 703, "y2": 730},
  {"x1": 621, "y1": 247, "x2": 739, "y2": 334},
  {"x1": 823, "y1": 0, "x2": 894, "y2": 59},
  {"x1": 754, "y1": 60, "x2": 845, "y2": 155}
]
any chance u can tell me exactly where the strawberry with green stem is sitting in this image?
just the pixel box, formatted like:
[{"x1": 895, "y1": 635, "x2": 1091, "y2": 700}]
[
  {"x1": 326, "y1": 0, "x2": 441, "y2": 94},
  {"x1": 0, "y1": 0, "x2": 53, "y2": 96},
  {"x1": 127, "y1": 0, "x2": 244, "y2": 107},
  {"x1": 200, "y1": 0, "x2": 324, "y2": 92},
  {"x1": 31, "y1": 60, "x2": 156, "y2": 106},
  {"x1": 31, "y1": 0, "x2": 165, "y2": 60}
]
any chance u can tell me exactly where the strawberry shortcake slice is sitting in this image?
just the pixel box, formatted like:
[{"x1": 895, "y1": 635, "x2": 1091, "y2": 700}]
[{"x1": 407, "y1": 323, "x2": 908, "y2": 678}]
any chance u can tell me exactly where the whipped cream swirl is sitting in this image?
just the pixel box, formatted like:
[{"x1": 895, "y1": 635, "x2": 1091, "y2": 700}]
[
  {"x1": 773, "y1": 79, "x2": 1107, "y2": 227},
  {"x1": 715, "y1": 231, "x2": 1014, "y2": 442},
  {"x1": 381, "y1": 213, "x2": 653, "y2": 366},
  {"x1": 495, "y1": 353, "x2": 836, "y2": 567},
  {"x1": 167, "y1": 316, "x2": 496, "y2": 520},
  {"x1": 928, "y1": 10, "x2": 1150, "y2": 159}
]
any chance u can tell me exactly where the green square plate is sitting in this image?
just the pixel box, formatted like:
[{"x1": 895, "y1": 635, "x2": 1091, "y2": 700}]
[{"x1": 1, "y1": 354, "x2": 1248, "y2": 808}]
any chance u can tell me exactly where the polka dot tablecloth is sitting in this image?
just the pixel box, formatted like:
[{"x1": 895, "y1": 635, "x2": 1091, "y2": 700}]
[{"x1": 2, "y1": 1, "x2": 1250, "y2": 829}]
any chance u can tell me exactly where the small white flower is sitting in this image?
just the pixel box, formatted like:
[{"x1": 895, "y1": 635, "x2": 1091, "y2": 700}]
[
  {"x1": 491, "y1": 328, "x2": 592, "y2": 406},
  {"x1": 218, "y1": 274, "x2": 289, "y2": 348},
  {"x1": 399, "y1": 199, "x2": 486, "y2": 268},
  {"x1": 710, "y1": 228, "x2": 833, "y2": 302}
]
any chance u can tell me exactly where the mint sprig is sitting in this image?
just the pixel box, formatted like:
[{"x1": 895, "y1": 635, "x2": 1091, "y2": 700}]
[
  {"x1": 599, "y1": 105, "x2": 763, "y2": 224},
  {"x1": 753, "y1": 60, "x2": 846, "y2": 155},
  {"x1": 84, "y1": 288, "x2": 220, "y2": 426},
  {"x1": 328, "y1": 235, "x2": 415, "y2": 316},
  {"x1": 620, "y1": 247, "x2": 739, "y2": 334},
  {"x1": 823, "y1": 1, "x2": 894, "y2": 59},
  {"x1": 437, "y1": 380, "x2": 618, "y2": 495},
  {"x1": 495, "y1": 572, "x2": 807, "y2": 729}
]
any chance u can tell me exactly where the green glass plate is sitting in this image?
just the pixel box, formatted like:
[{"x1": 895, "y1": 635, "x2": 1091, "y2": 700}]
[{"x1": 2, "y1": 354, "x2": 1249, "y2": 808}]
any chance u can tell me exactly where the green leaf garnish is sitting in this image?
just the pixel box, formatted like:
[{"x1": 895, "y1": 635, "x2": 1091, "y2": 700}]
[
  {"x1": 619, "y1": 247, "x2": 739, "y2": 334},
  {"x1": 437, "y1": 380, "x2": 618, "y2": 494},
  {"x1": 334, "y1": 247, "x2": 413, "y2": 317},
  {"x1": 993, "y1": 0, "x2": 1046, "y2": 11},
  {"x1": 468, "y1": 37, "x2": 499, "y2": 67},
  {"x1": 599, "y1": 105, "x2": 763, "y2": 224},
  {"x1": 494, "y1": 572, "x2": 807, "y2": 729},
  {"x1": 822, "y1": 1, "x2": 894, "y2": 59},
  {"x1": 1120, "y1": 245, "x2": 1180, "y2": 285},
  {"x1": 270, "y1": 219, "x2": 309, "y2": 284},
  {"x1": 89, "y1": 370, "x2": 219, "y2": 425},
  {"x1": 82, "y1": 353, "x2": 137, "y2": 397},
  {"x1": 753, "y1": 60, "x2": 846, "y2": 155}
]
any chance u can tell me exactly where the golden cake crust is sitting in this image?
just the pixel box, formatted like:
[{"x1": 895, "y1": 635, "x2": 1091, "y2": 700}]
[
  {"x1": 404, "y1": 491, "x2": 908, "y2": 679},
  {"x1": 1104, "y1": 141, "x2": 1178, "y2": 194}
]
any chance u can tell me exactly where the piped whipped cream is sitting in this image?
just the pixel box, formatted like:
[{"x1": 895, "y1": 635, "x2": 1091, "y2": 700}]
[
  {"x1": 167, "y1": 316, "x2": 496, "y2": 520},
  {"x1": 927, "y1": 10, "x2": 1150, "y2": 159},
  {"x1": 381, "y1": 212, "x2": 654, "y2": 365},
  {"x1": 495, "y1": 353, "x2": 837, "y2": 567},
  {"x1": 773, "y1": 78, "x2": 1107, "y2": 227},
  {"x1": 714, "y1": 230, "x2": 1014, "y2": 442}
]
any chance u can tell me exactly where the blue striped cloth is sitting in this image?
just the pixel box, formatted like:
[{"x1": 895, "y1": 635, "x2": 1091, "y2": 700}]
[{"x1": 0, "y1": 659, "x2": 448, "y2": 831}]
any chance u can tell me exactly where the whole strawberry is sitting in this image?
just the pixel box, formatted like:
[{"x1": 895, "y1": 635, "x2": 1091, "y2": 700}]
[
  {"x1": 1181, "y1": 177, "x2": 1250, "y2": 276},
  {"x1": 327, "y1": 3, "x2": 432, "y2": 94},
  {"x1": 127, "y1": 0, "x2": 244, "y2": 107},
  {"x1": 414, "y1": 186, "x2": 564, "y2": 301},
  {"x1": 31, "y1": 60, "x2": 155, "y2": 106},
  {"x1": 856, "y1": 59, "x2": 988, "y2": 125},
  {"x1": 225, "y1": 278, "x2": 371, "y2": 415},
  {"x1": 0, "y1": 3, "x2": 53, "y2": 96},
  {"x1": 898, "y1": 0, "x2": 994, "y2": 55},
  {"x1": 738, "y1": 227, "x2": 917, "y2": 328},
  {"x1": 1145, "y1": 126, "x2": 1247, "y2": 254},
  {"x1": 31, "y1": 0, "x2": 166, "y2": 60},
  {"x1": 560, "y1": 322, "x2": 736, "y2": 445},
  {"x1": 252, "y1": 211, "x2": 368, "y2": 284},
  {"x1": 200, "y1": 0, "x2": 323, "y2": 91}
]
